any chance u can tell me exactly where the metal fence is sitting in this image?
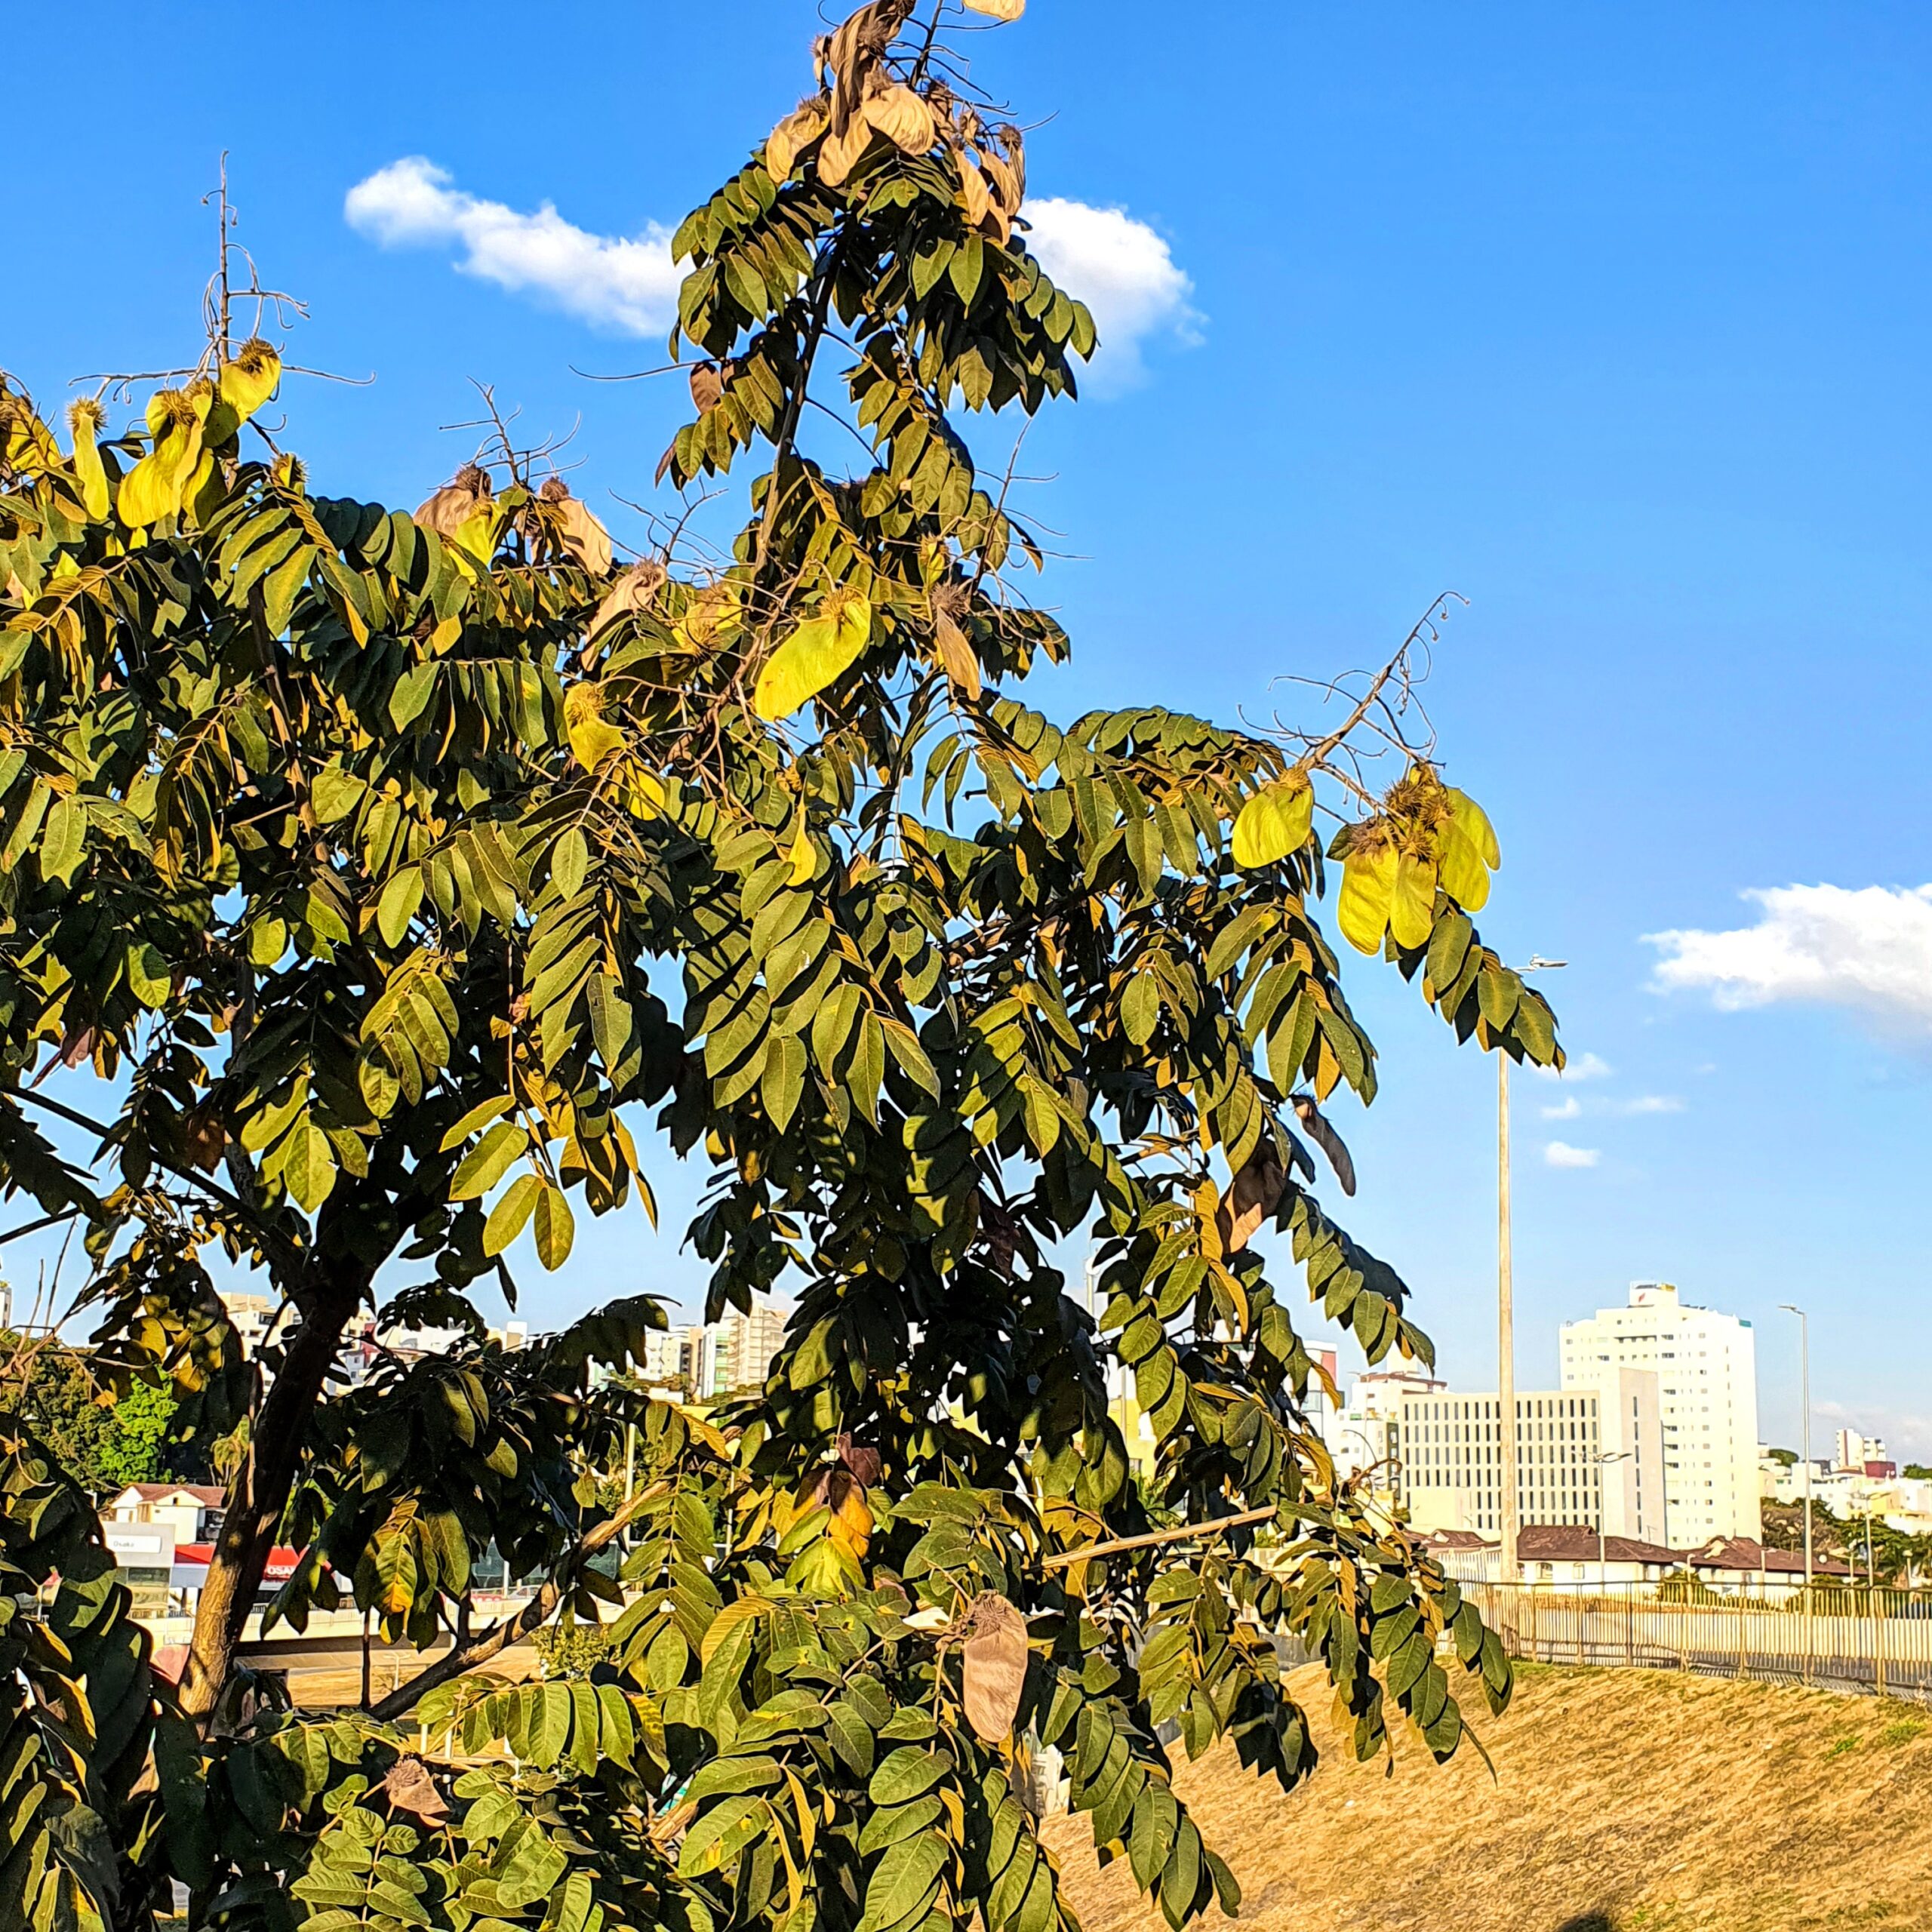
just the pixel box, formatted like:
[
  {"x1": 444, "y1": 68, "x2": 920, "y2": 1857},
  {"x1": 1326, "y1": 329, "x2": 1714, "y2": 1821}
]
[{"x1": 1459, "y1": 1580, "x2": 1932, "y2": 1707}]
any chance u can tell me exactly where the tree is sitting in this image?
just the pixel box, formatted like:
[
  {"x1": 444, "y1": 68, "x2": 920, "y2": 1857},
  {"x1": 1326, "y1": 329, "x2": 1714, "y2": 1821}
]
[
  {"x1": 0, "y1": 5, "x2": 1564, "y2": 1928},
  {"x1": 1905, "y1": 1463, "x2": 1930, "y2": 1481},
  {"x1": 4, "y1": 1334, "x2": 194, "y2": 1497}
]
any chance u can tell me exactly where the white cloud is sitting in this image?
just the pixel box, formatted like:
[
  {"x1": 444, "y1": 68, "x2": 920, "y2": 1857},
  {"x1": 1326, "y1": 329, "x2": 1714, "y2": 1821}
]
[
  {"x1": 1647, "y1": 884, "x2": 1932, "y2": 1038},
  {"x1": 1022, "y1": 197, "x2": 1197, "y2": 387},
  {"x1": 345, "y1": 158, "x2": 680, "y2": 334},
  {"x1": 1543, "y1": 1141, "x2": 1601, "y2": 1169},
  {"x1": 1540, "y1": 1096, "x2": 1582, "y2": 1121},
  {"x1": 1616, "y1": 1094, "x2": 1684, "y2": 1116},
  {"x1": 1531, "y1": 1050, "x2": 1611, "y2": 1082},
  {"x1": 342, "y1": 161, "x2": 1197, "y2": 389}
]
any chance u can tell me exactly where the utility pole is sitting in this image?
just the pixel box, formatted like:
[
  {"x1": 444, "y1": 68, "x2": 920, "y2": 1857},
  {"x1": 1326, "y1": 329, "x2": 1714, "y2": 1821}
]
[
  {"x1": 1780, "y1": 1303, "x2": 1812, "y2": 1678},
  {"x1": 1498, "y1": 955, "x2": 1567, "y2": 1587},
  {"x1": 1498, "y1": 1050, "x2": 1518, "y2": 1584}
]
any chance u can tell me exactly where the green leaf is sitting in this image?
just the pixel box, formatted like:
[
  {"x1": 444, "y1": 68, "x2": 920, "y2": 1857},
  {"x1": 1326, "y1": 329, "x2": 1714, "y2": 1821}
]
[
  {"x1": 552, "y1": 827, "x2": 589, "y2": 900},
  {"x1": 377, "y1": 868, "x2": 426, "y2": 947},
  {"x1": 484, "y1": 1174, "x2": 543, "y2": 1255},
  {"x1": 869, "y1": 1747, "x2": 949, "y2": 1806},
  {"x1": 534, "y1": 1183, "x2": 575, "y2": 1270},
  {"x1": 451, "y1": 1121, "x2": 528, "y2": 1201}
]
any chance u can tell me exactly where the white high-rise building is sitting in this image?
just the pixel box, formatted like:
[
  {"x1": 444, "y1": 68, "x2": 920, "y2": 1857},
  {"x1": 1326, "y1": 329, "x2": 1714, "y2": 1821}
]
[
  {"x1": 1835, "y1": 1428, "x2": 1890, "y2": 1474},
  {"x1": 1560, "y1": 1282, "x2": 1761, "y2": 1546},
  {"x1": 1391, "y1": 1372, "x2": 1664, "y2": 1543}
]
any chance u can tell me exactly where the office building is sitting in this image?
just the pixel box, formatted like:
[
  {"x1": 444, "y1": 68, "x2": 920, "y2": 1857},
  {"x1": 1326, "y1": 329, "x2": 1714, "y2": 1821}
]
[
  {"x1": 1392, "y1": 1372, "x2": 1664, "y2": 1542},
  {"x1": 1560, "y1": 1281, "x2": 1761, "y2": 1545}
]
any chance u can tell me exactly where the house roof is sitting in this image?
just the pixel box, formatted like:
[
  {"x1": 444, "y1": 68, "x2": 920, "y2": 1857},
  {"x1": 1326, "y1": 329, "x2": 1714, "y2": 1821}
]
[
  {"x1": 1683, "y1": 1536, "x2": 1853, "y2": 1577},
  {"x1": 116, "y1": 1483, "x2": 226, "y2": 1506},
  {"x1": 1419, "y1": 1528, "x2": 1494, "y2": 1550},
  {"x1": 1518, "y1": 1524, "x2": 1681, "y2": 1566}
]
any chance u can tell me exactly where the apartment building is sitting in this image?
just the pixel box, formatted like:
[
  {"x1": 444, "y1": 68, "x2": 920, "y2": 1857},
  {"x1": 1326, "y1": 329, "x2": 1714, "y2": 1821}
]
[
  {"x1": 1391, "y1": 1371, "x2": 1664, "y2": 1542},
  {"x1": 1560, "y1": 1281, "x2": 1761, "y2": 1545}
]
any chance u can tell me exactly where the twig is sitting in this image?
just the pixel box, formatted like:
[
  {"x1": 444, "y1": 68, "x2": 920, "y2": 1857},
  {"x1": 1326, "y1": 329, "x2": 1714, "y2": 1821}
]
[{"x1": 1041, "y1": 1505, "x2": 1278, "y2": 1570}]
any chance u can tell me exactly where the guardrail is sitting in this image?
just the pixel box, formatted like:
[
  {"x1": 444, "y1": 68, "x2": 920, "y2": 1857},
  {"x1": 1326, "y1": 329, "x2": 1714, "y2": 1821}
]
[{"x1": 1459, "y1": 1580, "x2": 1932, "y2": 1707}]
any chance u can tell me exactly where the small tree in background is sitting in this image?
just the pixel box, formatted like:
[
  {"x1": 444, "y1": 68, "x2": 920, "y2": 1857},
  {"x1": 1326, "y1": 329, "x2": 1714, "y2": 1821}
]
[{"x1": 0, "y1": 4, "x2": 1562, "y2": 1929}]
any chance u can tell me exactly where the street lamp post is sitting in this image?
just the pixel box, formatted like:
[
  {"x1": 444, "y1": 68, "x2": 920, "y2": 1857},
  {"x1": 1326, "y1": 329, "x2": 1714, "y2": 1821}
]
[
  {"x1": 1596, "y1": 1450, "x2": 1633, "y2": 1592},
  {"x1": 1779, "y1": 1303, "x2": 1813, "y2": 1678},
  {"x1": 1498, "y1": 954, "x2": 1567, "y2": 1586},
  {"x1": 1778, "y1": 1305, "x2": 1812, "y2": 1595}
]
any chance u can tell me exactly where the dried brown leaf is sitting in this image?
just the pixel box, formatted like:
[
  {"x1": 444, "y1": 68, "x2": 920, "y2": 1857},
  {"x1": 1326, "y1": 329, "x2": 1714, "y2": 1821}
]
[{"x1": 689, "y1": 361, "x2": 725, "y2": 413}]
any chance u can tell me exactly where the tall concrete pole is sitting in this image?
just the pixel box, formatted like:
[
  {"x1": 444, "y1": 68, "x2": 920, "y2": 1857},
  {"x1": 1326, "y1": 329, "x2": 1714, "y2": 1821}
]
[{"x1": 1499, "y1": 1050, "x2": 1519, "y2": 1584}]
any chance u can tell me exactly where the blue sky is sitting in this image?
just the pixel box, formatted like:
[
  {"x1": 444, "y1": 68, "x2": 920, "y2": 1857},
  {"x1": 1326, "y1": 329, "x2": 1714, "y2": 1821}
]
[{"x1": 8, "y1": 2, "x2": 1931, "y2": 1459}]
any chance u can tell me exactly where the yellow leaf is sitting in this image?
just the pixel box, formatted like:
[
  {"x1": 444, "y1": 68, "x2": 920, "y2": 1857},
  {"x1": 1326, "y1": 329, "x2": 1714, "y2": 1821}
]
[
  {"x1": 1389, "y1": 850, "x2": 1437, "y2": 950},
  {"x1": 219, "y1": 339, "x2": 281, "y2": 425},
  {"x1": 789, "y1": 819, "x2": 816, "y2": 883},
  {"x1": 753, "y1": 595, "x2": 873, "y2": 721},
  {"x1": 1336, "y1": 840, "x2": 1397, "y2": 954},
  {"x1": 1231, "y1": 775, "x2": 1313, "y2": 869},
  {"x1": 962, "y1": 0, "x2": 1025, "y2": 17},
  {"x1": 565, "y1": 681, "x2": 626, "y2": 771}
]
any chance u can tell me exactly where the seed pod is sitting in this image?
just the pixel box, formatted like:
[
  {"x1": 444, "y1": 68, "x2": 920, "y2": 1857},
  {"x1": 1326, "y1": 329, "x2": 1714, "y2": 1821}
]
[
  {"x1": 1216, "y1": 1146, "x2": 1286, "y2": 1254},
  {"x1": 863, "y1": 79, "x2": 937, "y2": 154},
  {"x1": 961, "y1": 1593, "x2": 1029, "y2": 1743},
  {"x1": 416, "y1": 463, "x2": 500, "y2": 560},
  {"x1": 930, "y1": 582, "x2": 981, "y2": 698},
  {"x1": 539, "y1": 479, "x2": 613, "y2": 577},
  {"x1": 766, "y1": 95, "x2": 830, "y2": 182},
  {"x1": 956, "y1": 150, "x2": 995, "y2": 229},
  {"x1": 66, "y1": 398, "x2": 109, "y2": 521},
  {"x1": 564, "y1": 681, "x2": 626, "y2": 772},
  {"x1": 1232, "y1": 774, "x2": 1314, "y2": 869},
  {"x1": 1292, "y1": 1095, "x2": 1356, "y2": 1196},
  {"x1": 119, "y1": 388, "x2": 208, "y2": 529},
  {"x1": 1336, "y1": 826, "x2": 1398, "y2": 955},
  {"x1": 220, "y1": 337, "x2": 282, "y2": 426},
  {"x1": 1389, "y1": 848, "x2": 1438, "y2": 950},
  {"x1": 817, "y1": 114, "x2": 876, "y2": 188},
  {"x1": 590, "y1": 558, "x2": 667, "y2": 636}
]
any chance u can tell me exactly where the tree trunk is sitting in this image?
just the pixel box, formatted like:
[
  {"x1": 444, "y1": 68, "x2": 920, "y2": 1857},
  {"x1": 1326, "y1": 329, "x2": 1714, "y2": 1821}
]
[{"x1": 177, "y1": 1266, "x2": 366, "y2": 1720}]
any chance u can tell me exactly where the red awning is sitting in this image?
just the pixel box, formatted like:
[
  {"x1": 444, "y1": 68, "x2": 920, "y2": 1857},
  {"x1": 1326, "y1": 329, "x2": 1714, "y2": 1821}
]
[{"x1": 174, "y1": 1545, "x2": 312, "y2": 1583}]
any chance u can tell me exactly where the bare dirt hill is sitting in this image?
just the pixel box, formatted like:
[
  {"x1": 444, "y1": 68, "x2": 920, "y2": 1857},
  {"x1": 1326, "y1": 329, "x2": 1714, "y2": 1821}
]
[{"x1": 1044, "y1": 1663, "x2": 1932, "y2": 1932}]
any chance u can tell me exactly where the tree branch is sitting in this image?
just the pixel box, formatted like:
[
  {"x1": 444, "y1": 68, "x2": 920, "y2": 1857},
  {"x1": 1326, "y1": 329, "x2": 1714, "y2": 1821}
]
[
  {"x1": 6, "y1": 1085, "x2": 302, "y2": 1272},
  {"x1": 369, "y1": 1481, "x2": 664, "y2": 1723}
]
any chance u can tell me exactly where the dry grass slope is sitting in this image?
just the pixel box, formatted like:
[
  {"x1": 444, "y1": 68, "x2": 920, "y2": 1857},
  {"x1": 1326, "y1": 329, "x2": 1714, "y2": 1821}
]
[{"x1": 1045, "y1": 1663, "x2": 1932, "y2": 1932}]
